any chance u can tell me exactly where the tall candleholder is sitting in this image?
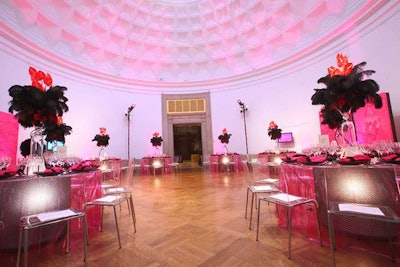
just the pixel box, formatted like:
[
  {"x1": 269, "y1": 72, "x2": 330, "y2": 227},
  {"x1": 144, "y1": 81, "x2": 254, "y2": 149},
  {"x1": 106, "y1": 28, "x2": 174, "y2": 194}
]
[
  {"x1": 237, "y1": 99, "x2": 249, "y2": 155},
  {"x1": 125, "y1": 104, "x2": 136, "y2": 160}
]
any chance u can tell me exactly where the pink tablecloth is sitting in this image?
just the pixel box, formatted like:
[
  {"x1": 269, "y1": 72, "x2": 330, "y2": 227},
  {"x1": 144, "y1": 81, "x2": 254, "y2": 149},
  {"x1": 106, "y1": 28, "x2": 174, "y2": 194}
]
[
  {"x1": 140, "y1": 156, "x2": 173, "y2": 175},
  {"x1": 209, "y1": 154, "x2": 244, "y2": 172}
]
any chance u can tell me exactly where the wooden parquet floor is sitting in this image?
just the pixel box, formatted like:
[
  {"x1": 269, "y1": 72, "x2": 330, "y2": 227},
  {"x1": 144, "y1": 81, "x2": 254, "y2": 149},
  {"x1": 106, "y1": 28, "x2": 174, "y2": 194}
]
[{"x1": 8, "y1": 168, "x2": 400, "y2": 267}]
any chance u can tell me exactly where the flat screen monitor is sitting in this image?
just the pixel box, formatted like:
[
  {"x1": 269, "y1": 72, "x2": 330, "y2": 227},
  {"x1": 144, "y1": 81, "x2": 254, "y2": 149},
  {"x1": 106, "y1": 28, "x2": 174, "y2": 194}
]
[{"x1": 278, "y1": 132, "x2": 293, "y2": 143}]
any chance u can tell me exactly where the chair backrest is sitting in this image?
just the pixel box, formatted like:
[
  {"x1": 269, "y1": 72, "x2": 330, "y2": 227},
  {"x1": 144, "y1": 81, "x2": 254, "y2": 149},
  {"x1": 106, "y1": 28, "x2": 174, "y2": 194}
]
[
  {"x1": 315, "y1": 165, "x2": 400, "y2": 238},
  {"x1": 173, "y1": 155, "x2": 181, "y2": 163},
  {"x1": 324, "y1": 166, "x2": 399, "y2": 207}
]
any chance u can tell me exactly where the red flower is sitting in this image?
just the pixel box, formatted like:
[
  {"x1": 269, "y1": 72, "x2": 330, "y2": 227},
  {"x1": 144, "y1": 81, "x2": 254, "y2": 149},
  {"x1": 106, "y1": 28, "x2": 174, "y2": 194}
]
[{"x1": 33, "y1": 113, "x2": 41, "y2": 121}]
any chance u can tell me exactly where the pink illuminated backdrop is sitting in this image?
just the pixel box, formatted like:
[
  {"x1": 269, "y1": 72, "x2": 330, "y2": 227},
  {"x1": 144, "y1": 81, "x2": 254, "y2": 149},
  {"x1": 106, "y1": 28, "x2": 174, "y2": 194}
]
[
  {"x1": 0, "y1": 111, "x2": 18, "y2": 170},
  {"x1": 320, "y1": 92, "x2": 396, "y2": 144}
]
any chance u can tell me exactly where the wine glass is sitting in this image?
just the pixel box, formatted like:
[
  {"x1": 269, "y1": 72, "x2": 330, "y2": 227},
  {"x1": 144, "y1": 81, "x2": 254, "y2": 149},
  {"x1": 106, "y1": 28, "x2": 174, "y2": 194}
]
[{"x1": 0, "y1": 156, "x2": 11, "y2": 170}]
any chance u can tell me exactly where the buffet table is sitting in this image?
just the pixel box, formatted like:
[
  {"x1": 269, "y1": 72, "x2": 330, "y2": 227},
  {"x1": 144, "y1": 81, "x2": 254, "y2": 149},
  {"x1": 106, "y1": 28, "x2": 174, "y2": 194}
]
[
  {"x1": 279, "y1": 163, "x2": 400, "y2": 256},
  {"x1": 0, "y1": 170, "x2": 102, "y2": 264},
  {"x1": 140, "y1": 156, "x2": 173, "y2": 175},
  {"x1": 209, "y1": 154, "x2": 244, "y2": 173}
]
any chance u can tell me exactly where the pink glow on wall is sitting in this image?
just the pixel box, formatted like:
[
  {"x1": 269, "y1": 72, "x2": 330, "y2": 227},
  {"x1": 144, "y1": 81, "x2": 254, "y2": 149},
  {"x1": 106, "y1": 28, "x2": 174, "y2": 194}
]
[{"x1": 0, "y1": 111, "x2": 19, "y2": 170}]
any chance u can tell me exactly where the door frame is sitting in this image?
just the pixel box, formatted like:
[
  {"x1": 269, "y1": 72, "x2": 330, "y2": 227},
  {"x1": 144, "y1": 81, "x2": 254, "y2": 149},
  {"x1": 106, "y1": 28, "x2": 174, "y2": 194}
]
[{"x1": 162, "y1": 92, "x2": 213, "y2": 158}]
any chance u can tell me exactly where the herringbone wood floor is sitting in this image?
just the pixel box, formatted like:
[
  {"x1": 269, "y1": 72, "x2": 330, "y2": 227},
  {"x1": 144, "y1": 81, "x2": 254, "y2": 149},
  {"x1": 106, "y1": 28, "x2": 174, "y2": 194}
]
[{"x1": 7, "y1": 167, "x2": 400, "y2": 266}]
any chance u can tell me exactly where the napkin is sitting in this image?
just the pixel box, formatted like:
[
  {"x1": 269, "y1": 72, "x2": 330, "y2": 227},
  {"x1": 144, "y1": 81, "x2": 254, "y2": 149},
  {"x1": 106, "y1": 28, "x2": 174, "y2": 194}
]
[
  {"x1": 297, "y1": 156, "x2": 326, "y2": 164},
  {"x1": 44, "y1": 166, "x2": 63, "y2": 173},
  {"x1": 339, "y1": 154, "x2": 371, "y2": 163},
  {"x1": 382, "y1": 154, "x2": 400, "y2": 162}
]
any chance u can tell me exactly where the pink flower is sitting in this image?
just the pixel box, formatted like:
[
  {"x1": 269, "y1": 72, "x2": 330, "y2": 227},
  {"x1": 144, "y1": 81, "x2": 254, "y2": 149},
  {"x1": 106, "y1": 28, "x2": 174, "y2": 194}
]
[
  {"x1": 99, "y1": 127, "x2": 108, "y2": 136},
  {"x1": 269, "y1": 121, "x2": 278, "y2": 130}
]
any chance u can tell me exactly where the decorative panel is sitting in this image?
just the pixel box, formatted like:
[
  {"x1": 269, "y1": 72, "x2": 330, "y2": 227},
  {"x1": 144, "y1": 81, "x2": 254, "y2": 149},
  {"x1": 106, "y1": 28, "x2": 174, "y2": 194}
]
[
  {"x1": 320, "y1": 92, "x2": 397, "y2": 144},
  {"x1": 167, "y1": 98, "x2": 206, "y2": 114},
  {"x1": 0, "y1": 111, "x2": 19, "y2": 170}
]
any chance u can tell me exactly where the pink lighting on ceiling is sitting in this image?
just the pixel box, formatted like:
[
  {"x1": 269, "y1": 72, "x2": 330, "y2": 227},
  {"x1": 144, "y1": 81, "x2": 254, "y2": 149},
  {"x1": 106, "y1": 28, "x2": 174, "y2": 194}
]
[{"x1": 0, "y1": 0, "x2": 395, "y2": 91}]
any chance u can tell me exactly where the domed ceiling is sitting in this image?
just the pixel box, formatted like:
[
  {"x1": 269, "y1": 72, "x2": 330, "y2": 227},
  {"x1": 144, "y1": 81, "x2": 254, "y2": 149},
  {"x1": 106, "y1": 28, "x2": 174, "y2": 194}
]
[{"x1": 0, "y1": 0, "x2": 395, "y2": 91}]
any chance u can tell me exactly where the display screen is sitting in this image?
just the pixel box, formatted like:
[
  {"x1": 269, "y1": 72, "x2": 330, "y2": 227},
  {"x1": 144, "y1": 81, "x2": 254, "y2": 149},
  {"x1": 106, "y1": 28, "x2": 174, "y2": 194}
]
[
  {"x1": 47, "y1": 141, "x2": 64, "y2": 151},
  {"x1": 278, "y1": 132, "x2": 293, "y2": 143}
]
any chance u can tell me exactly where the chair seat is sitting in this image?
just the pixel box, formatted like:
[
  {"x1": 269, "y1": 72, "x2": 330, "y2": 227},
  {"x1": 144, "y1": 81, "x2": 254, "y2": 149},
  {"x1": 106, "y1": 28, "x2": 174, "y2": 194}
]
[
  {"x1": 85, "y1": 194, "x2": 136, "y2": 249},
  {"x1": 255, "y1": 178, "x2": 279, "y2": 185},
  {"x1": 263, "y1": 192, "x2": 315, "y2": 207},
  {"x1": 17, "y1": 209, "x2": 87, "y2": 267},
  {"x1": 245, "y1": 185, "x2": 281, "y2": 229},
  {"x1": 328, "y1": 202, "x2": 400, "y2": 221},
  {"x1": 86, "y1": 195, "x2": 127, "y2": 206},
  {"x1": 104, "y1": 186, "x2": 132, "y2": 195}
]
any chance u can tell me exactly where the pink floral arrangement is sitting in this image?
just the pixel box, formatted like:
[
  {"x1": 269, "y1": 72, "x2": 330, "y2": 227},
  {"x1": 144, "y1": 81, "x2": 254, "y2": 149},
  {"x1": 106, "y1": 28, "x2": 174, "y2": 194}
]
[
  {"x1": 92, "y1": 127, "x2": 110, "y2": 146},
  {"x1": 150, "y1": 132, "x2": 163, "y2": 147},
  {"x1": 218, "y1": 128, "x2": 231, "y2": 144},
  {"x1": 268, "y1": 121, "x2": 282, "y2": 140}
]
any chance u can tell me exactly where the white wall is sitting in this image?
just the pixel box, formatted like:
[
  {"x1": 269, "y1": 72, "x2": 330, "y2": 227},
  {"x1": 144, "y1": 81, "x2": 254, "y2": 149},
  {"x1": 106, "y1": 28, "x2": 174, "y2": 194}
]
[{"x1": 1, "y1": 10, "x2": 399, "y2": 159}]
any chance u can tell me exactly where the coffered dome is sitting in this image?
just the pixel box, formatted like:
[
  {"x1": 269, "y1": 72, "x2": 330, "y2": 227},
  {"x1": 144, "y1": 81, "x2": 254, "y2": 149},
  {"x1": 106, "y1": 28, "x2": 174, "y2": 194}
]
[{"x1": 0, "y1": 0, "x2": 396, "y2": 91}]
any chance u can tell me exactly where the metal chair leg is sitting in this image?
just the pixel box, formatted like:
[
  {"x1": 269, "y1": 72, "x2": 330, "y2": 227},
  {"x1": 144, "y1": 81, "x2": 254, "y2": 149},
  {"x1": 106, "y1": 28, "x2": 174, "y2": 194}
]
[
  {"x1": 113, "y1": 206, "x2": 122, "y2": 249},
  {"x1": 129, "y1": 195, "x2": 137, "y2": 233},
  {"x1": 245, "y1": 187, "x2": 250, "y2": 219},
  {"x1": 288, "y1": 207, "x2": 293, "y2": 260},
  {"x1": 256, "y1": 198, "x2": 262, "y2": 241},
  {"x1": 249, "y1": 191, "x2": 255, "y2": 229},
  {"x1": 327, "y1": 213, "x2": 336, "y2": 267},
  {"x1": 24, "y1": 228, "x2": 28, "y2": 267}
]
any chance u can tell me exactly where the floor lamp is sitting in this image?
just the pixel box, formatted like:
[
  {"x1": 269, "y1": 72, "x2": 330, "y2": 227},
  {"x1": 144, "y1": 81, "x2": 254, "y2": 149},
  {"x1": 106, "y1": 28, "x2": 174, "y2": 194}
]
[
  {"x1": 237, "y1": 100, "x2": 249, "y2": 155},
  {"x1": 125, "y1": 104, "x2": 136, "y2": 160}
]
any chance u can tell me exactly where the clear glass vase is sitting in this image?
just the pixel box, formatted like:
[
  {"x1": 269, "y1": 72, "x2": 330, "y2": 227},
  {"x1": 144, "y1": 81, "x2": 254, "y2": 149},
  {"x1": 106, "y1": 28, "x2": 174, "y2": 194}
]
[
  {"x1": 99, "y1": 146, "x2": 107, "y2": 161},
  {"x1": 336, "y1": 119, "x2": 357, "y2": 147},
  {"x1": 27, "y1": 127, "x2": 46, "y2": 175}
]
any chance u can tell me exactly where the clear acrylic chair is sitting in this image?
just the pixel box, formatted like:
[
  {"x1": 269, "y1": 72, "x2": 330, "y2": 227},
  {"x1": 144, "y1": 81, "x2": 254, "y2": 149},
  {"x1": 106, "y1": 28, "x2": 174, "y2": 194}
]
[
  {"x1": 245, "y1": 184, "x2": 281, "y2": 229},
  {"x1": 220, "y1": 155, "x2": 237, "y2": 172},
  {"x1": 152, "y1": 158, "x2": 164, "y2": 175},
  {"x1": 321, "y1": 166, "x2": 400, "y2": 266},
  {"x1": 17, "y1": 209, "x2": 87, "y2": 267},
  {"x1": 103, "y1": 185, "x2": 137, "y2": 218},
  {"x1": 84, "y1": 195, "x2": 136, "y2": 249},
  {"x1": 168, "y1": 155, "x2": 182, "y2": 173},
  {"x1": 256, "y1": 172, "x2": 322, "y2": 259}
]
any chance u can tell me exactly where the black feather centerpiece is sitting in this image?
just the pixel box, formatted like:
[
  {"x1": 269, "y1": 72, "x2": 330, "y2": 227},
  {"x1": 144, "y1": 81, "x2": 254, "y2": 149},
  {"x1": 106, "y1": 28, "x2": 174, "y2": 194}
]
[
  {"x1": 311, "y1": 53, "x2": 382, "y2": 129},
  {"x1": 218, "y1": 128, "x2": 231, "y2": 144},
  {"x1": 268, "y1": 121, "x2": 282, "y2": 140},
  {"x1": 92, "y1": 127, "x2": 110, "y2": 147},
  {"x1": 8, "y1": 67, "x2": 72, "y2": 142},
  {"x1": 150, "y1": 132, "x2": 163, "y2": 147}
]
